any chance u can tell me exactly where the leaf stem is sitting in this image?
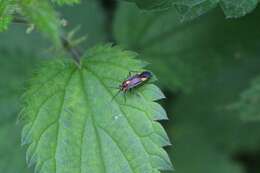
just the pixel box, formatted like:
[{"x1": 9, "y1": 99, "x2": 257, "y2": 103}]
[{"x1": 60, "y1": 35, "x2": 81, "y2": 67}]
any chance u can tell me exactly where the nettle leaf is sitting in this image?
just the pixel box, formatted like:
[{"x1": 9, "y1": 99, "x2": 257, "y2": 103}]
[
  {"x1": 175, "y1": 0, "x2": 259, "y2": 20},
  {"x1": 0, "y1": 0, "x2": 16, "y2": 16},
  {"x1": 20, "y1": 0, "x2": 61, "y2": 46},
  {"x1": 220, "y1": 0, "x2": 258, "y2": 18},
  {"x1": 173, "y1": 0, "x2": 219, "y2": 21},
  {"x1": 231, "y1": 76, "x2": 260, "y2": 121},
  {"x1": 20, "y1": 45, "x2": 172, "y2": 173},
  {"x1": 51, "y1": 0, "x2": 80, "y2": 5},
  {"x1": 0, "y1": 15, "x2": 12, "y2": 32},
  {"x1": 0, "y1": 0, "x2": 16, "y2": 31},
  {"x1": 122, "y1": 0, "x2": 259, "y2": 19}
]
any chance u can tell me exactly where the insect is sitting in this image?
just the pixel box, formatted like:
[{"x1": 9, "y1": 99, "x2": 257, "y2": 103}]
[{"x1": 112, "y1": 71, "x2": 152, "y2": 101}]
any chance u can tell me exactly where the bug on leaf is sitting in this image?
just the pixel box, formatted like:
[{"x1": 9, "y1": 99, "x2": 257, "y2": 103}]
[{"x1": 112, "y1": 71, "x2": 152, "y2": 101}]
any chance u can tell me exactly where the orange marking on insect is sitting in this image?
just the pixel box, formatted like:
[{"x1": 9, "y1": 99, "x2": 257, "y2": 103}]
[{"x1": 141, "y1": 77, "x2": 148, "y2": 81}]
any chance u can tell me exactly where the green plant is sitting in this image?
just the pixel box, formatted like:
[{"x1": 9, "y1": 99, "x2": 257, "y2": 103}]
[{"x1": 1, "y1": 0, "x2": 260, "y2": 173}]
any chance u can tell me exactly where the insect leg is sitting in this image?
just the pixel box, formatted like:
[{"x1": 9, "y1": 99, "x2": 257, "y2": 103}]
[
  {"x1": 127, "y1": 72, "x2": 132, "y2": 78},
  {"x1": 123, "y1": 90, "x2": 127, "y2": 103}
]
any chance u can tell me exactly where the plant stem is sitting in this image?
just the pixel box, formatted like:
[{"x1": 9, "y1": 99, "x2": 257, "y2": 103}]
[
  {"x1": 12, "y1": 16, "x2": 82, "y2": 67},
  {"x1": 60, "y1": 35, "x2": 81, "y2": 67}
]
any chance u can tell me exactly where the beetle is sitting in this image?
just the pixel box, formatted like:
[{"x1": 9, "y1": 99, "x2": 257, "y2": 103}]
[{"x1": 111, "y1": 71, "x2": 152, "y2": 101}]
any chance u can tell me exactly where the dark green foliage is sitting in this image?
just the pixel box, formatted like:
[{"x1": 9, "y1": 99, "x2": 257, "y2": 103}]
[
  {"x1": 0, "y1": 0, "x2": 16, "y2": 31},
  {"x1": 52, "y1": 0, "x2": 80, "y2": 5},
  {"x1": 114, "y1": 2, "x2": 260, "y2": 173},
  {"x1": 1, "y1": 0, "x2": 260, "y2": 173},
  {"x1": 0, "y1": 49, "x2": 37, "y2": 173},
  {"x1": 61, "y1": 0, "x2": 107, "y2": 48},
  {"x1": 0, "y1": 15, "x2": 12, "y2": 31},
  {"x1": 121, "y1": 0, "x2": 259, "y2": 19},
  {"x1": 231, "y1": 76, "x2": 260, "y2": 121},
  {"x1": 221, "y1": 0, "x2": 258, "y2": 18}
]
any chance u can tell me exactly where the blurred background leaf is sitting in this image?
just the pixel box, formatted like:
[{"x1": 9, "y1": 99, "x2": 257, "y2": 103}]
[
  {"x1": 60, "y1": 0, "x2": 107, "y2": 48},
  {"x1": 231, "y1": 76, "x2": 260, "y2": 121},
  {"x1": 174, "y1": 0, "x2": 259, "y2": 21},
  {"x1": 0, "y1": 49, "x2": 36, "y2": 173},
  {"x1": 52, "y1": 0, "x2": 80, "y2": 5},
  {"x1": 114, "y1": 2, "x2": 260, "y2": 173},
  {"x1": 120, "y1": 0, "x2": 259, "y2": 20}
]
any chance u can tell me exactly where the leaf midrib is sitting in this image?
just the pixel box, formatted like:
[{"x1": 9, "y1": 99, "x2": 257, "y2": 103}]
[
  {"x1": 79, "y1": 70, "x2": 107, "y2": 173},
  {"x1": 54, "y1": 68, "x2": 77, "y2": 173}
]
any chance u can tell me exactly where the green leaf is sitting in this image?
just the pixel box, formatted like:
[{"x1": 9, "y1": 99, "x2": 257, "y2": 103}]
[
  {"x1": 122, "y1": 0, "x2": 259, "y2": 19},
  {"x1": 0, "y1": 0, "x2": 16, "y2": 16},
  {"x1": 231, "y1": 76, "x2": 260, "y2": 121},
  {"x1": 0, "y1": 15, "x2": 12, "y2": 32},
  {"x1": 220, "y1": 0, "x2": 258, "y2": 18},
  {"x1": 0, "y1": 0, "x2": 16, "y2": 31},
  {"x1": 20, "y1": 45, "x2": 172, "y2": 173},
  {"x1": 51, "y1": 0, "x2": 80, "y2": 5},
  {"x1": 20, "y1": 0, "x2": 61, "y2": 46},
  {"x1": 173, "y1": 0, "x2": 219, "y2": 21}
]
